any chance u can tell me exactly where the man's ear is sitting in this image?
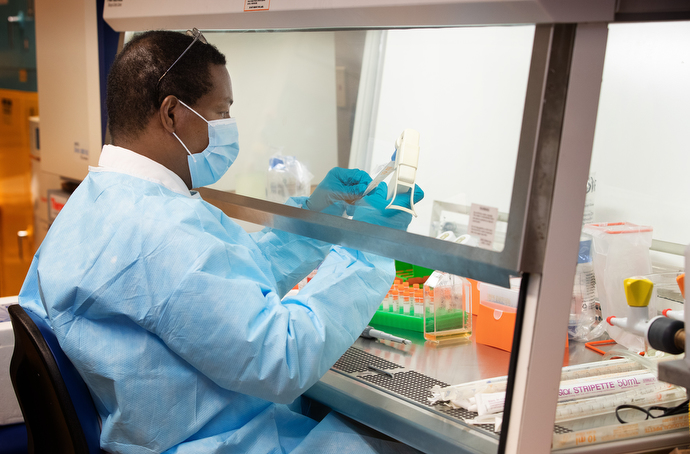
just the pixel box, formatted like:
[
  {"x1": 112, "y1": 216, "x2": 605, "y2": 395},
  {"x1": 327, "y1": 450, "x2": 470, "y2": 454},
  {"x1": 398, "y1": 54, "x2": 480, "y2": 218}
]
[{"x1": 159, "y1": 95, "x2": 179, "y2": 133}]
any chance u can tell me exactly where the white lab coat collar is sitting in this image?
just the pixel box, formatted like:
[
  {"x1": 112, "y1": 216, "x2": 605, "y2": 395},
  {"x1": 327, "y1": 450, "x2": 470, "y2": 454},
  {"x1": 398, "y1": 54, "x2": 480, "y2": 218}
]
[{"x1": 92, "y1": 145, "x2": 199, "y2": 198}]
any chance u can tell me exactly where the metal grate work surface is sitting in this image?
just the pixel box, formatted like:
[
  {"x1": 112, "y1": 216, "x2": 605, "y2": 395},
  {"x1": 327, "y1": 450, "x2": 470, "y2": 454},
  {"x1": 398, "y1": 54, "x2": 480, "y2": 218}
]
[
  {"x1": 361, "y1": 370, "x2": 448, "y2": 406},
  {"x1": 331, "y1": 347, "x2": 572, "y2": 436},
  {"x1": 332, "y1": 346, "x2": 404, "y2": 373},
  {"x1": 363, "y1": 371, "x2": 500, "y2": 434}
]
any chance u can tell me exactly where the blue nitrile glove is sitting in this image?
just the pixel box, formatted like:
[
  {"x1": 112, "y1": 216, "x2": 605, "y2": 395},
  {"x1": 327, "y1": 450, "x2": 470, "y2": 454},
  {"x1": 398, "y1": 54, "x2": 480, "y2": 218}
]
[
  {"x1": 352, "y1": 182, "x2": 424, "y2": 230},
  {"x1": 305, "y1": 167, "x2": 372, "y2": 215}
]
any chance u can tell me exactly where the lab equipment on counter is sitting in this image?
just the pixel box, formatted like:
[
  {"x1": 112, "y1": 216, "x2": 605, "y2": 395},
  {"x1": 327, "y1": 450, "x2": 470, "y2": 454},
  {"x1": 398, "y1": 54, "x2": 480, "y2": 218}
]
[
  {"x1": 434, "y1": 369, "x2": 683, "y2": 441},
  {"x1": 663, "y1": 309, "x2": 684, "y2": 321},
  {"x1": 552, "y1": 413, "x2": 689, "y2": 450},
  {"x1": 428, "y1": 358, "x2": 685, "y2": 441},
  {"x1": 447, "y1": 369, "x2": 663, "y2": 417},
  {"x1": 569, "y1": 235, "x2": 604, "y2": 342},
  {"x1": 360, "y1": 325, "x2": 411, "y2": 345},
  {"x1": 266, "y1": 154, "x2": 313, "y2": 203},
  {"x1": 429, "y1": 358, "x2": 650, "y2": 411},
  {"x1": 661, "y1": 309, "x2": 685, "y2": 322},
  {"x1": 474, "y1": 282, "x2": 519, "y2": 352},
  {"x1": 423, "y1": 271, "x2": 472, "y2": 343},
  {"x1": 364, "y1": 129, "x2": 420, "y2": 216},
  {"x1": 370, "y1": 280, "x2": 428, "y2": 332},
  {"x1": 554, "y1": 382, "x2": 684, "y2": 423},
  {"x1": 607, "y1": 277, "x2": 685, "y2": 355},
  {"x1": 678, "y1": 273, "x2": 686, "y2": 298},
  {"x1": 367, "y1": 364, "x2": 394, "y2": 378},
  {"x1": 583, "y1": 222, "x2": 654, "y2": 352},
  {"x1": 656, "y1": 272, "x2": 685, "y2": 320},
  {"x1": 635, "y1": 271, "x2": 686, "y2": 323}
]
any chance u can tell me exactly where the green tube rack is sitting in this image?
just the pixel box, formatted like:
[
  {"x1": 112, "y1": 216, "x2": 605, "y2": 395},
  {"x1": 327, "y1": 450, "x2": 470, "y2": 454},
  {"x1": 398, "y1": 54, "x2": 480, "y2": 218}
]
[{"x1": 370, "y1": 309, "x2": 470, "y2": 334}]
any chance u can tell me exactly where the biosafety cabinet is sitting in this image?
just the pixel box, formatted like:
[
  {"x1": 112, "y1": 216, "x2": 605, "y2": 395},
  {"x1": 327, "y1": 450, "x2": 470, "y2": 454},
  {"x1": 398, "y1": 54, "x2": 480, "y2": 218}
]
[{"x1": 34, "y1": 0, "x2": 690, "y2": 453}]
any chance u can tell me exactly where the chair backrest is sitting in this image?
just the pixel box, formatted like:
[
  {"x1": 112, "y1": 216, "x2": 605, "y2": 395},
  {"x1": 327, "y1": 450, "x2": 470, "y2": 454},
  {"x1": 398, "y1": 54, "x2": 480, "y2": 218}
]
[{"x1": 8, "y1": 304, "x2": 105, "y2": 454}]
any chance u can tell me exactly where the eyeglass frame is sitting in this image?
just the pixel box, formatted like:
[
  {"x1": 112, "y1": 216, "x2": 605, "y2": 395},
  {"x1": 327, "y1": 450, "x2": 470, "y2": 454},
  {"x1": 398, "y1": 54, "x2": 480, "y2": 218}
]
[{"x1": 156, "y1": 28, "x2": 207, "y2": 93}]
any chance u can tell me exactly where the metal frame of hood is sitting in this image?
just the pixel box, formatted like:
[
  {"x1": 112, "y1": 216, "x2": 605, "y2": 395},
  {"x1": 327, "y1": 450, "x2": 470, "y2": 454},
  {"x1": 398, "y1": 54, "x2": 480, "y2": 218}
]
[
  {"x1": 102, "y1": 0, "x2": 616, "y2": 31},
  {"x1": 195, "y1": 19, "x2": 572, "y2": 288}
]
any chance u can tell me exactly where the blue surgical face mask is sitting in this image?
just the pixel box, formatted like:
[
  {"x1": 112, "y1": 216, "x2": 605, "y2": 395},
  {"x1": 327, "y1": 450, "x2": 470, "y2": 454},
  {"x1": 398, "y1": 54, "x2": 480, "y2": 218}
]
[{"x1": 172, "y1": 100, "x2": 239, "y2": 188}]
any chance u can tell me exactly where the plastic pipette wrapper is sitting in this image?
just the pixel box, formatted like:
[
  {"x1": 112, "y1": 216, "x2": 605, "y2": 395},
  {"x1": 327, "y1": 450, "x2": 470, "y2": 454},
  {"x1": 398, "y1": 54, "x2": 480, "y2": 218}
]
[
  {"x1": 430, "y1": 367, "x2": 661, "y2": 414},
  {"x1": 428, "y1": 359, "x2": 646, "y2": 410},
  {"x1": 428, "y1": 378, "x2": 507, "y2": 410},
  {"x1": 463, "y1": 413, "x2": 503, "y2": 432},
  {"x1": 552, "y1": 413, "x2": 689, "y2": 450},
  {"x1": 454, "y1": 370, "x2": 662, "y2": 417},
  {"x1": 555, "y1": 383, "x2": 685, "y2": 423},
  {"x1": 557, "y1": 370, "x2": 659, "y2": 402},
  {"x1": 475, "y1": 392, "x2": 507, "y2": 416}
]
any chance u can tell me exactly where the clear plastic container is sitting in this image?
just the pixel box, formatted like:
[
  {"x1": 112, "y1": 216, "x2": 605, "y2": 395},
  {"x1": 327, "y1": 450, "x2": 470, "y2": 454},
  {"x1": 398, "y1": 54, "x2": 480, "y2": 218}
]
[
  {"x1": 643, "y1": 271, "x2": 685, "y2": 315},
  {"x1": 569, "y1": 235, "x2": 605, "y2": 342},
  {"x1": 423, "y1": 272, "x2": 472, "y2": 342}
]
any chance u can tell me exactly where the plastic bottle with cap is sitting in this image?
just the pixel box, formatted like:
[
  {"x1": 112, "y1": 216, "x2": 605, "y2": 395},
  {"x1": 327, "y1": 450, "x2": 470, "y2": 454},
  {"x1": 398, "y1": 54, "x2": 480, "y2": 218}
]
[{"x1": 423, "y1": 273, "x2": 472, "y2": 343}]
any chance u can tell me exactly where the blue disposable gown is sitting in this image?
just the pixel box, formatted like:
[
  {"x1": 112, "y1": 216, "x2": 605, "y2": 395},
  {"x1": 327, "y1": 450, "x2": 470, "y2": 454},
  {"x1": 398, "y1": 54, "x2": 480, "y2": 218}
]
[{"x1": 19, "y1": 159, "x2": 397, "y2": 453}]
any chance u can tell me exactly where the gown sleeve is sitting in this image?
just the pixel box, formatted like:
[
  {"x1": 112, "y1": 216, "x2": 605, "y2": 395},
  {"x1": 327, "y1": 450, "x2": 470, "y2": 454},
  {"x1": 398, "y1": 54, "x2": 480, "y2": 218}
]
[
  {"x1": 247, "y1": 196, "x2": 341, "y2": 298},
  {"x1": 150, "y1": 234, "x2": 395, "y2": 403}
]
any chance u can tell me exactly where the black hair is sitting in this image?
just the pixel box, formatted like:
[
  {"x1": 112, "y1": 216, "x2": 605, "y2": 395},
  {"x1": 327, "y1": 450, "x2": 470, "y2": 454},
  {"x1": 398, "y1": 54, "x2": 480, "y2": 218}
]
[{"x1": 106, "y1": 30, "x2": 226, "y2": 143}]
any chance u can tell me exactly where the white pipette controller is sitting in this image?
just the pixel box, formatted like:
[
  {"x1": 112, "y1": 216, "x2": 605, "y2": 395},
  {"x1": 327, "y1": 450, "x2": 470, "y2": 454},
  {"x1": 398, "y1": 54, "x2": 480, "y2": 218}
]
[{"x1": 363, "y1": 129, "x2": 420, "y2": 216}]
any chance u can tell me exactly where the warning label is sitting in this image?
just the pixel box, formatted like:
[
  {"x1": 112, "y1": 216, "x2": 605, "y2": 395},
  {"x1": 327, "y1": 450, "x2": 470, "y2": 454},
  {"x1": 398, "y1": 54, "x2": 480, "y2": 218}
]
[{"x1": 244, "y1": 0, "x2": 270, "y2": 11}]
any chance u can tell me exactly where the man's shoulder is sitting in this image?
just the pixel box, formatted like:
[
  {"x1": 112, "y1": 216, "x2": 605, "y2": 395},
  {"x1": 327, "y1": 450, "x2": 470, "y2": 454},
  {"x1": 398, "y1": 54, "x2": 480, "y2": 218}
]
[
  {"x1": 52, "y1": 172, "x2": 211, "y2": 233},
  {"x1": 78, "y1": 171, "x2": 207, "y2": 212}
]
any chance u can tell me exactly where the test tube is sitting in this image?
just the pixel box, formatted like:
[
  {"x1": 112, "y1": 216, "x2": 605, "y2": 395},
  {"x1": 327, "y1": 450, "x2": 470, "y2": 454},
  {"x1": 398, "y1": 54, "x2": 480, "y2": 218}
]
[
  {"x1": 382, "y1": 290, "x2": 390, "y2": 312},
  {"x1": 414, "y1": 289, "x2": 424, "y2": 318},
  {"x1": 391, "y1": 289, "x2": 399, "y2": 313},
  {"x1": 402, "y1": 289, "x2": 411, "y2": 315}
]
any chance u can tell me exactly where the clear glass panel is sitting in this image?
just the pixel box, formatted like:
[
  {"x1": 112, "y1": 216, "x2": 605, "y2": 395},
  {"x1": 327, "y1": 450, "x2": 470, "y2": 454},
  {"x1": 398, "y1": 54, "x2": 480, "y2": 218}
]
[
  {"x1": 553, "y1": 21, "x2": 690, "y2": 450},
  {"x1": 196, "y1": 26, "x2": 534, "y2": 251},
  {"x1": 588, "y1": 21, "x2": 690, "y2": 256}
]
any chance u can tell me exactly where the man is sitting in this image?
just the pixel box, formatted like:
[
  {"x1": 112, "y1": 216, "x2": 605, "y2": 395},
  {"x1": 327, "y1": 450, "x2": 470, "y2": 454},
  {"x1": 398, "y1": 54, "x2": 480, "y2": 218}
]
[{"x1": 19, "y1": 30, "x2": 422, "y2": 453}]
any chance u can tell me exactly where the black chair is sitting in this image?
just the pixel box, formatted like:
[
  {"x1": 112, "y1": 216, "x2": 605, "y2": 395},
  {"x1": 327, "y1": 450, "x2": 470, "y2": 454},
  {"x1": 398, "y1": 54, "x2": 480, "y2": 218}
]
[{"x1": 8, "y1": 305, "x2": 105, "y2": 454}]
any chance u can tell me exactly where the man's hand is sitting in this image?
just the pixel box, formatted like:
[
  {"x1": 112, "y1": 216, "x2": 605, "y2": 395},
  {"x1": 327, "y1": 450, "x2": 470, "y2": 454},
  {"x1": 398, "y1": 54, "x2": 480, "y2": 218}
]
[
  {"x1": 305, "y1": 168, "x2": 372, "y2": 215},
  {"x1": 352, "y1": 182, "x2": 424, "y2": 230}
]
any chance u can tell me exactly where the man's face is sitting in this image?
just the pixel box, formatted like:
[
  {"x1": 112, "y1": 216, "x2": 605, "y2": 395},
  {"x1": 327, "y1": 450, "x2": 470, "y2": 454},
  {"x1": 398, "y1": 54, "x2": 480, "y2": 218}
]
[{"x1": 178, "y1": 64, "x2": 234, "y2": 154}]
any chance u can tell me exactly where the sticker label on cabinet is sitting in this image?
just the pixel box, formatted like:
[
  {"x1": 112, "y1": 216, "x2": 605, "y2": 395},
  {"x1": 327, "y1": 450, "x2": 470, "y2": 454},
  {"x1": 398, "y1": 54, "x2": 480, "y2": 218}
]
[
  {"x1": 245, "y1": 0, "x2": 270, "y2": 11},
  {"x1": 468, "y1": 203, "x2": 498, "y2": 250},
  {"x1": 74, "y1": 142, "x2": 89, "y2": 160}
]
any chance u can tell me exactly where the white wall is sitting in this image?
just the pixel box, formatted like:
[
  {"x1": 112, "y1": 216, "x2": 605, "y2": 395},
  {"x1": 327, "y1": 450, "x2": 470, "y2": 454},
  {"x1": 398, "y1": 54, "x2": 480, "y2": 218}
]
[
  {"x1": 206, "y1": 32, "x2": 338, "y2": 198},
  {"x1": 363, "y1": 26, "x2": 535, "y2": 237},
  {"x1": 590, "y1": 21, "x2": 690, "y2": 248},
  {"x1": 35, "y1": 0, "x2": 102, "y2": 180}
]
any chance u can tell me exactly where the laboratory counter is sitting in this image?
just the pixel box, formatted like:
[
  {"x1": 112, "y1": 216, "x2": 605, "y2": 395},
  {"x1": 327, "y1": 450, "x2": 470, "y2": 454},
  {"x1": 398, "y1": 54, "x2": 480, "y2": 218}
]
[{"x1": 305, "y1": 318, "x2": 690, "y2": 454}]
